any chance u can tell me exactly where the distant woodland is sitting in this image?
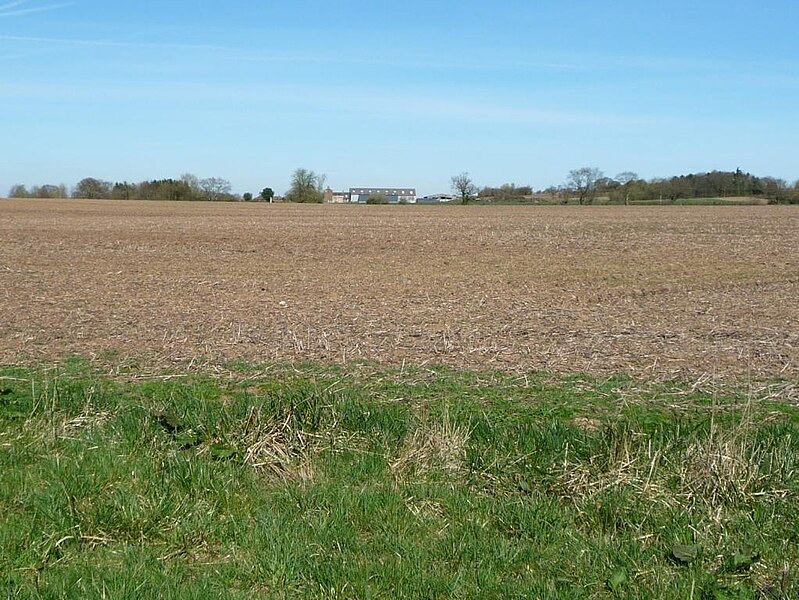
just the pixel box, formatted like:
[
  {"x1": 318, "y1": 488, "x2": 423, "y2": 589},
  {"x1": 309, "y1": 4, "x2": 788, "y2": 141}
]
[
  {"x1": 496, "y1": 168, "x2": 799, "y2": 204},
  {"x1": 6, "y1": 168, "x2": 799, "y2": 204},
  {"x1": 7, "y1": 174, "x2": 252, "y2": 203}
]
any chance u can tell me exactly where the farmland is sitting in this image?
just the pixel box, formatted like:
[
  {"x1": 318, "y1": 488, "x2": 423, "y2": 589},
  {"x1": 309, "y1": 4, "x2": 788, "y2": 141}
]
[
  {"x1": 2, "y1": 199, "x2": 799, "y2": 598},
  {"x1": 1, "y1": 199, "x2": 797, "y2": 380}
]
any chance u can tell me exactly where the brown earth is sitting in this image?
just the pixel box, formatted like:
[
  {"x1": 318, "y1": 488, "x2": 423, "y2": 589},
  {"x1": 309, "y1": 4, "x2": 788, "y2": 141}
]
[{"x1": 1, "y1": 199, "x2": 797, "y2": 380}]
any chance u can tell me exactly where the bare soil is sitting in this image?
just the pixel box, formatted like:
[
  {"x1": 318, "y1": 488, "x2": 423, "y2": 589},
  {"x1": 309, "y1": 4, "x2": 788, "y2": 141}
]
[{"x1": 1, "y1": 199, "x2": 797, "y2": 380}]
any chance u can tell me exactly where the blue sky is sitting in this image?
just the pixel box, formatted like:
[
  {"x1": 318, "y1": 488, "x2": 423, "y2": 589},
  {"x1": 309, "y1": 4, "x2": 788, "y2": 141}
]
[{"x1": 2, "y1": 0, "x2": 798, "y2": 196}]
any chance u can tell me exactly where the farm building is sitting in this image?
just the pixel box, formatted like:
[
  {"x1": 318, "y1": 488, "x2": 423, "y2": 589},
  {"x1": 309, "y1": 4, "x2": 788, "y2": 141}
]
[
  {"x1": 417, "y1": 194, "x2": 454, "y2": 204},
  {"x1": 323, "y1": 188, "x2": 351, "y2": 203},
  {"x1": 349, "y1": 187, "x2": 417, "y2": 204}
]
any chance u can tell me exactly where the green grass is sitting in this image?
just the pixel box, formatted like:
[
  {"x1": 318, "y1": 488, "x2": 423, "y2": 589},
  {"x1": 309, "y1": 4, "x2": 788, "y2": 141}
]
[
  {"x1": 1, "y1": 361, "x2": 798, "y2": 598},
  {"x1": 630, "y1": 197, "x2": 767, "y2": 206}
]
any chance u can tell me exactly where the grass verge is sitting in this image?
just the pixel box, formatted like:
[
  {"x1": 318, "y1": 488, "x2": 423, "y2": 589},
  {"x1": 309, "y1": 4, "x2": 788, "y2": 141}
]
[{"x1": 1, "y1": 360, "x2": 798, "y2": 598}]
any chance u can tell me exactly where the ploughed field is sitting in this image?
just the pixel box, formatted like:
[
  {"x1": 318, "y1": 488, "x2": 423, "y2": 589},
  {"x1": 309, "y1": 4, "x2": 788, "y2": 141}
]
[{"x1": 1, "y1": 199, "x2": 797, "y2": 379}]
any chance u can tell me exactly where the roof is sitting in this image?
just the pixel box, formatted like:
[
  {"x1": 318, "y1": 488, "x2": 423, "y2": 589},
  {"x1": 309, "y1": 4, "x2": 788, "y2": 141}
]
[{"x1": 349, "y1": 187, "x2": 416, "y2": 195}]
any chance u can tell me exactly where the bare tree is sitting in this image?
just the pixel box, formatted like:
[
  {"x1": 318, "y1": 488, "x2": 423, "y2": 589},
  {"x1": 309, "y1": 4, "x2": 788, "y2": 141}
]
[
  {"x1": 286, "y1": 168, "x2": 326, "y2": 203},
  {"x1": 567, "y1": 167, "x2": 604, "y2": 205},
  {"x1": 199, "y1": 177, "x2": 233, "y2": 201},
  {"x1": 615, "y1": 171, "x2": 638, "y2": 205},
  {"x1": 451, "y1": 172, "x2": 478, "y2": 205},
  {"x1": 180, "y1": 173, "x2": 201, "y2": 194}
]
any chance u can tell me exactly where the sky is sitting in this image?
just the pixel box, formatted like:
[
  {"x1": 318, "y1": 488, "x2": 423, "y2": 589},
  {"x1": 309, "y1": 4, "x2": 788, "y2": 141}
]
[{"x1": 2, "y1": 0, "x2": 799, "y2": 196}]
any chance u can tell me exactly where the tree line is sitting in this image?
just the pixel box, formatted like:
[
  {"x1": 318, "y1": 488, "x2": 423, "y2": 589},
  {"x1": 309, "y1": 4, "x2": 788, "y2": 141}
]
[
  {"x1": 548, "y1": 168, "x2": 799, "y2": 205},
  {"x1": 7, "y1": 174, "x2": 275, "y2": 203},
  {"x1": 8, "y1": 167, "x2": 799, "y2": 205},
  {"x1": 456, "y1": 168, "x2": 799, "y2": 205}
]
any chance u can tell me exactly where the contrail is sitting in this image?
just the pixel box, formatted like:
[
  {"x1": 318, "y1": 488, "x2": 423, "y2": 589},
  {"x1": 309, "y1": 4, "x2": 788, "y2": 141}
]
[
  {"x1": 0, "y1": 0, "x2": 30, "y2": 11},
  {"x1": 0, "y1": 1, "x2": 73, "y2": 17},
  {"x1": 0, "y1": 1, "x2": 32, "y2": 11}
]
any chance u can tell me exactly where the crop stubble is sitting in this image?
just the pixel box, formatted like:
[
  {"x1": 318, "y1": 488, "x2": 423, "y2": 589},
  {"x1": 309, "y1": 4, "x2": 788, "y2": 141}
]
[{"x1": 1, "y1": 199, "x2": 797, "y2": 379}]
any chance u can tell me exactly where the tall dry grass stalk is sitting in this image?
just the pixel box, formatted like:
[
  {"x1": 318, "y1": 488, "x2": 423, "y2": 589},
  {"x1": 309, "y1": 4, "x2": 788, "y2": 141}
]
[{"x1": 391, "y1": 408, "x2": 470, "y2": 479}]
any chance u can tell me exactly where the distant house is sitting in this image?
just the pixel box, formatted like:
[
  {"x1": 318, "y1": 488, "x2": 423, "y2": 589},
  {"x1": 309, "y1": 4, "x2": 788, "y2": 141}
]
[
  {"x1": 323, "y1": 188, "x2": 352, "y2": 203},
  {"x1": 417, "y1": 194, "x2": 454, "y2": 204},
  {"x1": 349, "y1": 187, "x2": 417, "y2": 204}
]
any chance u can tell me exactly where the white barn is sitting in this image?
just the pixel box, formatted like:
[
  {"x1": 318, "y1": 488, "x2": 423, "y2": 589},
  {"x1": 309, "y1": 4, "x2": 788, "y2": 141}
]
[{"x1": 349, "y1": 187, "x2": 417, "y2": 204}]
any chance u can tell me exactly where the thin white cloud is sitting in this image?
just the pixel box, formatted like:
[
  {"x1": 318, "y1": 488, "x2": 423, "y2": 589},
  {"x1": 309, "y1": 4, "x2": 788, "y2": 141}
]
[
  {"x1": 0, "y1": 34, "x2": 236, "y2": 52},
  {"x1": 0, "y1": 33, "x2": 633, "y2": 77},
  {"x1": 0, "y1": 79, "x2": 666, "y2": 129},
  {"x1": 0, "y1": 34, "x2": 584, "y2": 72},
  {"x1": 301, "y1": 88, "x2": 662, "y2": 128},
  {"x1": 0, "y1": 1, "x2": 73, "y2": 17},
  {"x1": 0, "y1": 1, "x2": 31, "y2": 10},
  {"x1": 3, "y1": 32, "x2": 789, "y2": 80}
]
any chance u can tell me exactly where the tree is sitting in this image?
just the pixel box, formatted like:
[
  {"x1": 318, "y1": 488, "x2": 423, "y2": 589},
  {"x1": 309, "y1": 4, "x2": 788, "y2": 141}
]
[
  {"x1": 285, "y1": 169, "x2": 326, "y2": 203},
  {"x1": 614, "y1": 172, "x2": 638, "y2": 205},
  {"x1": 199, "y1": 177, "x2": 233, "y2": 201},
  {"x1": 260, "y1": 187, "x2": 275, "y2": 202},
  {"x1": 365, "y1": 193, "x2": 389, "y2": 204},
  {"x1": 180, "y1": 173, "x2": 201, "y2": 194},
  {"x1": 762, "y1": 177, "x2": 788, "y2": 203},
  {"x1": 72, "y1": 177, "x2": 112, "y2": 199},
  {"x1": 111, "y1": 181, "x2": 134, "y2": 200},
  {"x1": 567, "y1": 167, "x2": 604, "y2": 205},
  {"x1": 479, "y1": 183, "x2": 533, "y2": 201},
  {"x1": 33, "y1": 184, "x2": 68, "y2": 198},
  {"x1": 451, "y1": 172, "x2": 478, "y2": 205},
  {"x1": 8, "y1": 184, "x2": 29, "y2": 198},
  {"x1": 135, "y1": 178, "x2": 194, "y2": 201},
  {"x1": 242, "y1": 192, "x2": 253, "y2": 202}
]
